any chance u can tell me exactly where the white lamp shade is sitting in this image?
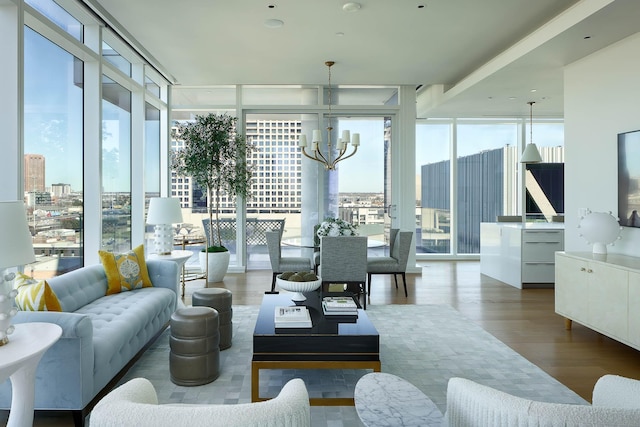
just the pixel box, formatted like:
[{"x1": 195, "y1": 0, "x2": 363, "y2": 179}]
[
  {"x1": 520, "y1": 143, "x2": 542, "y2": 163},
  {"x1": 146, "y1": 198, "x2": 183, "y2": 225},
  {"x1": 578, "y1": 211, "x2": 621, "y2": 255},
  {"x1": 0, "y1": 201, "x2": 35, "y2": 269}
]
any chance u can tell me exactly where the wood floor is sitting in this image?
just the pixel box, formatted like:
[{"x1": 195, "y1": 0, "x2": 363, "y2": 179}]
[{"x1": 8, "y1": 260, "x2": 640, "y2": 425}]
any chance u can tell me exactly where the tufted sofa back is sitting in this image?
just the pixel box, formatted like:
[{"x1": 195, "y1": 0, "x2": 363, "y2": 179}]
[{"x1": 47, "y1": 264, "x2": 108, "y2": 312}]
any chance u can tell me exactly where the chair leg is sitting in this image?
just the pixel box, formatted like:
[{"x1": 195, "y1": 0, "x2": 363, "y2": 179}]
[
  {"x1": 393, "y1": 274, "x2": 398, "y2": 289},
  {"x1": 401, "y1": 272, "x2": 407, "y2": 297},
  {"x1": 361, "y1": 282, "x2": 366, "y2": 310},
  {"x1": 265, "y1": 273, "x2": 280, "y2": 294},
  {"x1": 367, "y1": 273, "x2": 372, "y2": 295}
]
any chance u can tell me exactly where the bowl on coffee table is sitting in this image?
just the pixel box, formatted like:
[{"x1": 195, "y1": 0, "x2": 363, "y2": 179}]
[{"x1": 276, "y1": 272, "x2": 321, "y2": 303}]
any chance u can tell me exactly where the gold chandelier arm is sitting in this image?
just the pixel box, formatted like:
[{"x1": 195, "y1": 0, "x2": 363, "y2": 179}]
[{"x1": 330, "y1": 145, "x2": 358, "y2": 169}]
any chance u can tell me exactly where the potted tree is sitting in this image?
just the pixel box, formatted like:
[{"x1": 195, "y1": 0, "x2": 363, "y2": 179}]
[{"x1": 171, "y1": 113, "x2": 257, "y2": 282}]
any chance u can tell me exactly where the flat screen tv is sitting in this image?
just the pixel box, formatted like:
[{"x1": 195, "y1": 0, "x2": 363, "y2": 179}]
[{"x1": 618, "y1": 130, "x2": 640, "y2": 227}]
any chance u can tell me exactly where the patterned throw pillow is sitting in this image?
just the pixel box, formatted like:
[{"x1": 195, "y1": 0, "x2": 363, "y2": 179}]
[
  {"x1": 14, "y1": 272, "x2": 62, "y2": 311},
  {"x1": 99, "y1": 244, "x2": 153, "y2": 295}
]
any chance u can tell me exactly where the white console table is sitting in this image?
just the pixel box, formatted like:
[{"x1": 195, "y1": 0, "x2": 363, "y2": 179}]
[
  {"x1": 480, "y1": 222, "x2": 564, "y2": 289},
  {"x1": 555, "y1": 251, "x2": 640, "y2": 350}
]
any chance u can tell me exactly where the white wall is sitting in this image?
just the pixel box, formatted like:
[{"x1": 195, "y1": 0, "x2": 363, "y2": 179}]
[{"x1": 564, "y1": 32, "x2": 640, "y2": 256}]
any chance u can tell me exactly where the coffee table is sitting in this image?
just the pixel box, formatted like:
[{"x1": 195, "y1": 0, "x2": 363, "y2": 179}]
[{"x1": 252, "y1": 292, "x2": 380, "y2": 406}]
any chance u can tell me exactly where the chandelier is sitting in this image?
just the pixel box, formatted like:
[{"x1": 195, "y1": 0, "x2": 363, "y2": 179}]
[{"x1": 298, "y1": 61, "x2": 359, "y2": 170}]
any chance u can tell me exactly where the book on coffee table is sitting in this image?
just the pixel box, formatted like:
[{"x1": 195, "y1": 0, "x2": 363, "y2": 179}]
[
  {"x1": 322, "y1": 296, "x2": 358, "y2": 316},
  {"x1": 274, "y1": 306, "x2": 312, "y2": 328}
]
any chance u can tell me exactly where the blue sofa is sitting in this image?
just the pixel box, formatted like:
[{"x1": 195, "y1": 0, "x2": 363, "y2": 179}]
[{"x1": 0, "y1": 259, "x2": 178, "y2": 426}]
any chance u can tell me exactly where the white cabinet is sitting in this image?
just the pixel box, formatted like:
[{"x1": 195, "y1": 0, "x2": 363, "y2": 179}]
[
  {"x1": 555, "y1": 252, "x2": 640, "y2": 350},
  {"x1": 480, "y1": 223, "x2": 564, "y2": 289}
]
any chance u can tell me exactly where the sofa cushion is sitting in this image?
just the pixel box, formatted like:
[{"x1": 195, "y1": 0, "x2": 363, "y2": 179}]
[
  {"x1": 14, "y1": 273, "x2": 62, "y2": 311},
  {"x1": 99, "y1": 245, "x2": 153, "y2": 295},
  {"x1": 47, "y1": 264, "x2": 110, "y2": 312},
  {"x1": 75, "y1": 287, "x2": 176, "y2": 391}
]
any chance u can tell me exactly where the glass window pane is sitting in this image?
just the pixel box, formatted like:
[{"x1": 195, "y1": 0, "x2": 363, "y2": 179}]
[
  {"x1": 457, "y1": 121, "x2": 519, "y2": 254},
  {"x1": 417, "y1": 122, "x2": 451, "y2": 254},
  {"x1": 23, "y1": 26, "x2": 84, "y2": 278},
  {"x1": 243, "y1": 86, "x2": 319, "y2": 105},
  {"x1": 26, "y1": 0, "x2": 82, "y2": 41},
  {"x1": 336, "y1": 117, "x2": 387, "y2": 243},
  {"x1": 145, "y1": 76, "x2": 161, "y2": 98},
  {"x1": 525, "y1": 121, "x2": 565, "y2": 221},
  {"x1": 172, "y1": 87, "x2": 236, "y2": 106},
  {"x1": 102, "y1": 76, "x2": 132, "y2": 252},
  {"x1": 102, "y1": 42, "x2": 131, "y2": 77}
]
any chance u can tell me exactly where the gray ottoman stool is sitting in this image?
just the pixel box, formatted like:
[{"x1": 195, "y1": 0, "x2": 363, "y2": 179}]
[
  {"x1": 192, "y1": 288, "x2": 233, "y2": 350},
  {"x1": 170, "y1": 306, "x2": 220, "y2": 386}
]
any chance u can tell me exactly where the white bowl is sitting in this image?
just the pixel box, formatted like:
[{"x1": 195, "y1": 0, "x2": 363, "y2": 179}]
[{"x1": 276, "y1": 276, "x2": 322, "y2": 302}]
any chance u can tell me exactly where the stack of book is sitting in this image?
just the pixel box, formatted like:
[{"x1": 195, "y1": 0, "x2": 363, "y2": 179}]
[
  {"x1": 322, "y1": 296, "x2": 358, "y2": 316},
  {"x1": 274, "y1": 306, "x2": 312, "y2": 328}
]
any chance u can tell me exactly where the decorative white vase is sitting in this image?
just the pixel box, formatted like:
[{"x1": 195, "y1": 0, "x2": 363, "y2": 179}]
[
  {"x1": 199, "y1": 250, "x2": 230, "y2": 283},
  {"x1": 276, "y1": 275, "x2": 322, "y2": 302}
]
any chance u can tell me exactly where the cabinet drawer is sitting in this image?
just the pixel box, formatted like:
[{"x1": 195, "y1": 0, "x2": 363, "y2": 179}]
[
  {"x1": 522, "y1": 241, "x2": 564, "y2": 262},
  {"x1": 522, "y1": 230, "x2": 563, "y2": 243},
  {"x1": 522, "y1": 262, "x2": 555, "y2": 283}
]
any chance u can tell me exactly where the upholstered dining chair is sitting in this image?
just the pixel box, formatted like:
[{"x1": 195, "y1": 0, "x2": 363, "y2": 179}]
[
  {"x1": 366, "y1": 229, "x2": 413, "y2": 297},
  {"x1": 266, "y1": 231, "x2": 312, "y2": 294},
  {"x1": 319, "y1": 236, "x2": 368, "y2": 309}
]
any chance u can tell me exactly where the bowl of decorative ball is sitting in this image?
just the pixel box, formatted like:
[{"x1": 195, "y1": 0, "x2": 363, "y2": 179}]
[{"x1": 276, "y1": 271, "x2": 321, "y2": 303}]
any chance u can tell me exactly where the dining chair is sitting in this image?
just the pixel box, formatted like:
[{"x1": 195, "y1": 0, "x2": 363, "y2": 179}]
[
  {"x1": 319, "y1": 236, "x2": 368, "y2": 309},
  {"x1": 366, "y1": 229, "x2": 413, "y2": 297},
  {"x1": 266, "y1": 231, "x2": 312, "y2": 294},
  {"x1": 313, "y1": 224, "x2": 321, "y2": 274}
]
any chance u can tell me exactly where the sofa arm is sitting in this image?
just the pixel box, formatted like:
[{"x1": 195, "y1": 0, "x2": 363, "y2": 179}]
[
  {"x1": 146, "y1": 259, "x2": 179, "y2": 293},
  {"x1": 0, "y1": 311, "x2": 95, "y2": 409},
  {"x1": 593, "y1": 375, "x2": 640, "y2": 409}
]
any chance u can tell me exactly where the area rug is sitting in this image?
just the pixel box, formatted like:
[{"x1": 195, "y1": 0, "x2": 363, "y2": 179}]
[{"x1": 120, "y1": 304, "x2": 587, "y2": 427}]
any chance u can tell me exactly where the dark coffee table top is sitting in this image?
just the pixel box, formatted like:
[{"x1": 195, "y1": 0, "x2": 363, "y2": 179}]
[{"x1": 253, "y1": 292, "x2": 379, "y2": 361}]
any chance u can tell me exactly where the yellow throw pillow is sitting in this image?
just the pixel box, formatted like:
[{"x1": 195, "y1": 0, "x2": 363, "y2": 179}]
[
  {"x1": 14, "y1": 272, "x2": 62, "y2": 312},
  {"x1": 99, "y1": 245, "x2": 153, "y2": 295}
]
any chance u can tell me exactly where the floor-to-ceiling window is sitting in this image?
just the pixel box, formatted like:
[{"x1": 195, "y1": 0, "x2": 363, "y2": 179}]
[
  {"x1": 417, "y1": 119, "x2": 564, "y2": 256},
  {"x1": 416, "y1": 121, "x2": 451, "y2": 254},
  {"x1": 23, "y1": 26, "x2": 84, "y2": 278},
  {"x1": 101, "y1": 76, "x2": 132, "y2": 252}
]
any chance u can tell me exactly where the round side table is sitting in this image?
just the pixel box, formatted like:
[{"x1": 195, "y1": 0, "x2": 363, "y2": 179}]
[
  {"x1": 149, "y1": 250, "x2": 194, "y2": 298},
  {"x1": 0, "y1": 322, "x2": 62, "y2": 427}
]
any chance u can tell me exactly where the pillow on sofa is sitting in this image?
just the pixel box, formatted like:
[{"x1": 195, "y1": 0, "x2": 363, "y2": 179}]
[
  {"x1": 99, "y1": 244, "x2": 153, "y2": 295},
  {"x1": 14, "y1": 272, "x2": 62, "y2": 311}
]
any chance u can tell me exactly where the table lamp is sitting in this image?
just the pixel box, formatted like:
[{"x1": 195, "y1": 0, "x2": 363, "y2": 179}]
[
  {"x1": 578, "y1": 210, "x2": 622, "y2": 255},
  {"x1": 146, "y1": 197, "x2": 183, "y2": 255},
  {"x1": 0, "y1": 201, "x2": 36, "y2": 346}
]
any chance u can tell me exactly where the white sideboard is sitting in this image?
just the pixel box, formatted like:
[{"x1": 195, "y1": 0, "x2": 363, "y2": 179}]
[
  {"x1": 555, "y1": 251, "x2": 640, "y2": 350},
  {"x1": 480, "y1": 222, "x2": 564, "y2": 289}
]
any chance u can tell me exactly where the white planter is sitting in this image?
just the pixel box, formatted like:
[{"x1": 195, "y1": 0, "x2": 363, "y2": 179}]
[{"x1": 199, "y1": 250, "x2": 230, "y2": 283}]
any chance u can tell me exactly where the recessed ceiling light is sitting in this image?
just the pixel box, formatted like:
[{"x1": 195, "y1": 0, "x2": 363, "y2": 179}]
[
  {"x1": 418, "y1": 4, "x2": 426, "y2": 8},
  {"x1": 584, "y1": 35, "x2": 592, "y2": 40},
  {"x1": 335, "y1": 32, "x2": 345, "y2": 37},
  {"x1": 268, "y1": 4, "x2": 276, "y2": 8},
  {"x1": 508, "y1": 97, "x2": 517, "y2": 100},
  {"x1": 530, "y1": 89, "x2": 537, "y2": 93},
  {"x1": 343, "y1": 2, "x2": 361, "y2": 12},
  {"x1": 264, "y1": 19, "x2": 284, "y2": 28}
]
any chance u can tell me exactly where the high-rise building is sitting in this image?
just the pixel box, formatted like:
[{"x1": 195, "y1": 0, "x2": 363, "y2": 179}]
[
  {"x1": 171, "y1": 120, "x2": 303, "y2": 214},
  {"x1": 24, "y1": 154, "x2": 45, "y2": 192}
]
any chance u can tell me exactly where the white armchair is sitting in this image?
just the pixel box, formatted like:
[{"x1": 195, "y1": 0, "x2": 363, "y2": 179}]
[
  {"x1": 444, "y1": 375, "x2": 640, "y2": 426},
  {"x1": 90, "y1": 377, "x2": 311, "y2": 427}
]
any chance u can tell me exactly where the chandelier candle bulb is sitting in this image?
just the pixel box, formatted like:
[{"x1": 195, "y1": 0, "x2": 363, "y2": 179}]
[
  {"x1": 312, "y1": 130, "x2": 322, "y2": 143},
  {"x1": 342, "y1": 130, "x2": 350, "y2": 143},
  {"x1": 352, "y1": 133, "x2": 360, "y2": 146},
  {"x1": 298, "y1": 134, "x2": 307, "y2": 147}
]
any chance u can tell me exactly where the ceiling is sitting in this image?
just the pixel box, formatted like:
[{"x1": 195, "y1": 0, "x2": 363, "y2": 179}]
[{"x1": 88, "y1": 0, "x2": 640, "y2": 118}]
